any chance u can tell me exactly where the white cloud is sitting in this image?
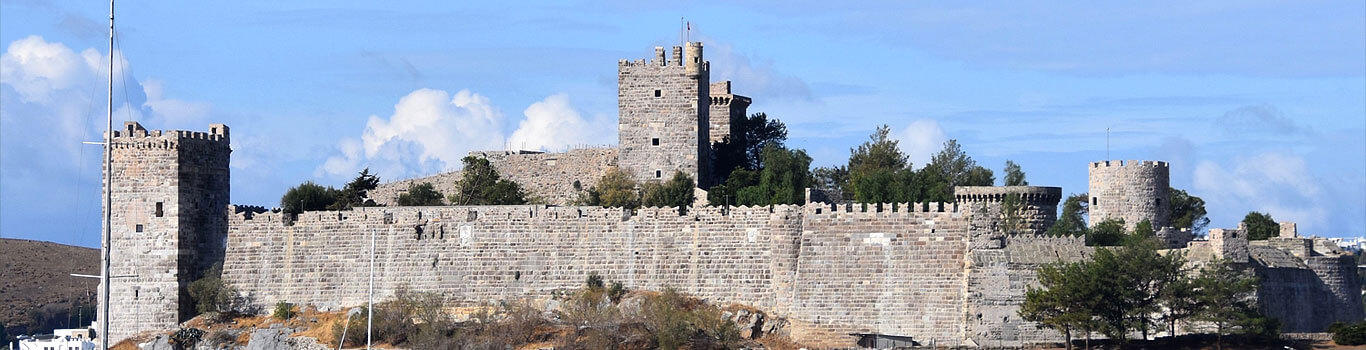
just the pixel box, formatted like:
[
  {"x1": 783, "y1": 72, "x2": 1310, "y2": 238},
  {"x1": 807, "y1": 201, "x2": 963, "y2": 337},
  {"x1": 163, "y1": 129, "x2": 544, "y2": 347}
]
[
  {"x1": 1194, "y1": 152, "x2": 1327, "y2": 230},
  {"x1": 704, "y1": 42, "x2": 813, "y2": 102},
  {"x1": 142, "y1": 79, "x2": 212, "y2": 128},
  {"x1": 0, "y1": 35, "x2": 99, "y2": 104},
  {"x1": 321, "y1": 88, "x2": 506, "y2": 180},
  {"x1": 894, "y1": 119, "x2": 948, "y2": 169},
  {"x1": 507, "y1": 93, "x2": 615, "y2": 152}
]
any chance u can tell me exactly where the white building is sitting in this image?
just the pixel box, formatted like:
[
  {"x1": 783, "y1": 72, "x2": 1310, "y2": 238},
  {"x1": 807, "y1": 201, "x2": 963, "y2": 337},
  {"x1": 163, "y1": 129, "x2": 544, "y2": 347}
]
[{"x1": 14, "y1": 328, "x2": 96, "y2": 350}]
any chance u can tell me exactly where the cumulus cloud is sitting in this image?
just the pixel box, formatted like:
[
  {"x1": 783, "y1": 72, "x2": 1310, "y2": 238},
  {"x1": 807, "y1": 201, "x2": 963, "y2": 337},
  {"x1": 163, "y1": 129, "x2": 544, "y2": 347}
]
[
  {"x1": 0, "y1": 35, "x2": 220, "y2": 246},
  {"x1": 894, "y1": 119, "x2": 948, "y2": 169},
  {"x1": 321, "y1": 88, "x2": 506, "y2": 180},
  {"x1": 507, "y1": 93, "x2": 615, "y2": 151},
  {"x1": 1194, "y1": 152, "x2": 1327, "y2": 230}
]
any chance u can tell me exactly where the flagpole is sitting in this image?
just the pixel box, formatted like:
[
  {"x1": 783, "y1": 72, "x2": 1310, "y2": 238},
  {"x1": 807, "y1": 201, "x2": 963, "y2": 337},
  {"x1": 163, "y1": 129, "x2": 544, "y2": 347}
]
[{"x1": 101, "y1": 0, "x2": 114, "y2": 349}]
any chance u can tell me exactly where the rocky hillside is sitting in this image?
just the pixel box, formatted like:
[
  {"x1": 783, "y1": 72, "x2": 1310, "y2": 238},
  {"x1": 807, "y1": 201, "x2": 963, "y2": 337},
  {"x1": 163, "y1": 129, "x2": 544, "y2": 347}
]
[{"x1": 0, "y1": 238, "x2": 100, "y2": 336}]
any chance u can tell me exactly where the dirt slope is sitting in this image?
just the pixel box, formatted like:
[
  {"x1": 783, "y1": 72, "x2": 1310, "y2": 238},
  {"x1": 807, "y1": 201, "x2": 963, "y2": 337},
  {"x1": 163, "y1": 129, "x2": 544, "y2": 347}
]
[{"x1": 0, "y1": 238, "x2": 100, "y2": 334}]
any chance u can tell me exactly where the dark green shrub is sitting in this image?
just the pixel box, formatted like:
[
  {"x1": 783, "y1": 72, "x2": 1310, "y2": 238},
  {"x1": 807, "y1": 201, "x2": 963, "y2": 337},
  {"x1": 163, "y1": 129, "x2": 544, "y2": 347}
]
[
  {"x1": 272, "y1": 301, "x2": 295, "y2": 320},
  {"x1": 586, "y1": 272, "x2": 605, "y2": 290},
  {"x1": 1333, "y1": 321, "x2": 1366, "y2": 345},
  {"x1": 170, "y1": 328, "x2": 205, "y2": 348}
]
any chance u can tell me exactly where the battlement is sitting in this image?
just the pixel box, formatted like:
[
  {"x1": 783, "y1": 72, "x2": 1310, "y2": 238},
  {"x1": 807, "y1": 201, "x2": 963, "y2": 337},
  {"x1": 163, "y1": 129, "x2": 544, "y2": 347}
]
[
  {"x1": 109, "y1": 121, "x2": 230, "y2": 143},
  {"x1": 954, "y1": 186, "x2": 1062, "y2": 203},
  {"x1": 1089, "y1": 159, "x2": 1168, "y2": 169}
]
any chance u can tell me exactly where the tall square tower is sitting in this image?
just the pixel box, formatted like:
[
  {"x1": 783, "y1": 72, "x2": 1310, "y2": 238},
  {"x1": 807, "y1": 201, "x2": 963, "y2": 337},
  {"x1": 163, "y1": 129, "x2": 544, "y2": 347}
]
[
  {"x1": 101, "y1": 121, "x2": 231, "y2": 343},
  {"x1": 617, "y1": 42, "x2": 711, "y2": 187}
]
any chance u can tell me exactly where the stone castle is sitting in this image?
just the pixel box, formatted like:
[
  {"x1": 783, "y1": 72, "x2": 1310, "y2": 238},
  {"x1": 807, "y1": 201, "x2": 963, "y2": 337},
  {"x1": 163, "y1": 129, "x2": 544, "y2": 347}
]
[{"x1": 99, "y1": 41, "x2": 1362, "y2": 347}]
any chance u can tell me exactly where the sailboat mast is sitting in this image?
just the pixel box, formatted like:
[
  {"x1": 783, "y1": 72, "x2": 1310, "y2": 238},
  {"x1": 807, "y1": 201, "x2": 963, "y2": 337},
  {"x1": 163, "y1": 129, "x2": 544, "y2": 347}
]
[{"x1": 101, "y1": 0, "x2": 113, "y2": 349}]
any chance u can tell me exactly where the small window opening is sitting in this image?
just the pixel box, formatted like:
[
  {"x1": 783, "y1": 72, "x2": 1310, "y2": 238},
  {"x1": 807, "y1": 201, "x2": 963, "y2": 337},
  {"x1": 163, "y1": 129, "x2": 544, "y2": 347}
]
[
  {"x1": 651, "y1": 138, "x2": 660, "y2": 146},
  {"x1": 155, "y1": 202, "x2": 164, "y2": 217},
  {"x1": 1155, "y1": 198, "x2": 1161, "y2": 207},
  {"x1": 654, "y1": 90, "x2": 661, "y2": 97},
  {"x1": 133, "y1": 288, "x2": 139, "y2": 300},
  {"x1": 1092, "y1": 197, "x2": 1098, "y2": 206},
  {"x1": 655, "y1": 170, "x2": 662, "y2": 178},
  {"x1": 135, "y1": 224, "x2": 143, "y2": 233}
]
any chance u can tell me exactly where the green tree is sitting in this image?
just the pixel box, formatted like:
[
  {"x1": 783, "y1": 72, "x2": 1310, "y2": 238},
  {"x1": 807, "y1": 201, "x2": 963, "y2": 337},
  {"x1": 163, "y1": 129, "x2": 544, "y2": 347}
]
[
  {"x1": 1046, "y1": 193, "x2": 1090, "y2": 237},
  {"x1": 449, "y1": 156, "x2": 527, "y2": 205},
  {"x1": 187, "y1": 263, "x2": 246, "y2": 315},
  {"x1": 927, "y1": 139, "x2": 992, "y2": 187},
  {"x1": 584, "y1": 167, "x2": 640, "y2": 209},
  {"x1": 1193, "y1": 260, "x2": 1261, "y2": 350},
  {"x1": 1126, "y1": 220, "x2": 1155, "y2": 246},
  {"x1": 1242, "y1": 211, "x2": 1279, "y2": 241},
  {"x1": 736, "y1": 144, "x2": 812, "y2": 205},
  {"x1": 1157, "y1": 270, "x2": 1202, "y2": 338},
  {"x1": 708, "y1": 168, "x2": 758, "y2": 207},
  {"x1": 1111, "y1": 236, "x2": 1186, "y2": 340},
  {"x1": 641, "y1": 171, "x2": 695, "y2": 208},
  {"x1": 1020, "y1": 261, "x2": 1102, "y2": 350},
  {"x1": 810, "y1": 165, "x2": 849, "y2": 202},
  {"x1": 1086, "y1": 219, "x2": 1126, "y2": 246},
  {"x1": 1003, "y1": 160, "x2": 1028, "y2": 186},
  {"x1": 847, "y1": 125, "x2": 910, "y2": 202},
  {"x1": 280, "y1": 181, "x2": 339, "y2": 215},
  {"x1": 329, "y1": 168, "x2": 381, "y2": 210},
  {"x1": 1168, "y1": 188, "x2": 1209, "y2": 234},
  {"x1": 964, "y1": 166, "x2": 995, "y2": 186},
  {"x1": 396, "y1": 183, "x2": 444, "y2": 206},
  {"x1": 712, "y1": 112, "x2": 788, "y2": 180}
]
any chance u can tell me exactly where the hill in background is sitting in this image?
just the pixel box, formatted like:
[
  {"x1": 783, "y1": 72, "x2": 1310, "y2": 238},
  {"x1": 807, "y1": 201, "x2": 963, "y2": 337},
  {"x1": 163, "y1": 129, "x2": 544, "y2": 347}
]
[{"x1": 0, "y1": 238, "x2": 99, "y2": 341}]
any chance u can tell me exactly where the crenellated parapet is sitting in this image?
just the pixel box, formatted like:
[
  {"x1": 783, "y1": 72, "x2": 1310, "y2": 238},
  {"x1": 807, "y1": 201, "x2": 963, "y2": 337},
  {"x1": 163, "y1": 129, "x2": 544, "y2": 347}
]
[{"x1": 955, "y1": 186, "x2": 1062, "y2": 234}]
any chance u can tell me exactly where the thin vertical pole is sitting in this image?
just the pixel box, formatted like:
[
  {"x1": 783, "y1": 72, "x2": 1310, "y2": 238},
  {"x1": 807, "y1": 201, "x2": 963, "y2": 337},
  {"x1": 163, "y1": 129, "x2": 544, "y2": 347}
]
[
  {"x1": 100, "y1": 0, "x2": 114, "y2": 349},
  {"x1": 1106, "y1": 127, "x2": 1110, "y2": 160}
]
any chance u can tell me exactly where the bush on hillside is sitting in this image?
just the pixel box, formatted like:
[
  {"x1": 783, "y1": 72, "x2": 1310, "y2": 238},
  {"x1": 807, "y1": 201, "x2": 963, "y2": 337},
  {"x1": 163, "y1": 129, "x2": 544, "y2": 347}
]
[{"x1": 1332, "y1": 321, "x2": 1366, "y2": 345}]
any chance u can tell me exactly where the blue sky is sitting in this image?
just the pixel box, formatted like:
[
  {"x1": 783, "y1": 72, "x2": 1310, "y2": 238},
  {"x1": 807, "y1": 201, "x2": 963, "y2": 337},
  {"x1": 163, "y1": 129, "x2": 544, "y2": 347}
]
[{"x1": 2, "y1": 1, "x2": 1362, "y2": 248}]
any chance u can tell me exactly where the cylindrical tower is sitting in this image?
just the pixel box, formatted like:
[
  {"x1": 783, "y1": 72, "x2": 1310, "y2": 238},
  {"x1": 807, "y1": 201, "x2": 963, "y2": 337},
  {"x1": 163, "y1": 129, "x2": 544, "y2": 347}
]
[
  {"x1": 954, "y1": 186, "x2": 1063, "y2": 234},
  {"x1": 1087, "y1": 160, "x2": 1170, "y2": 230},
  {"x1": 685, "y1": 42, "x2": 704, "y2": 76}
]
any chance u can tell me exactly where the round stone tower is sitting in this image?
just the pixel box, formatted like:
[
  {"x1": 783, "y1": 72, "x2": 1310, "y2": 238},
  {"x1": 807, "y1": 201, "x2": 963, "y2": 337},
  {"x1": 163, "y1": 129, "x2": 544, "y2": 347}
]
[
  {"x1": 1087, "y1": 160, "x2": 1170, "y2": 230},
  {"x1": 955, "y1": 186, "x2": 1063, "y2": 234}
]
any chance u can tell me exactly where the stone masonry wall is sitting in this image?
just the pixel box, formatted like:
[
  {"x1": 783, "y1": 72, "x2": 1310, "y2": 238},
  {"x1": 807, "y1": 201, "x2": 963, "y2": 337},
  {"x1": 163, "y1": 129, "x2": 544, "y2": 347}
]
[
  {"x1": 471, "y1": 148, "x2": 618, "y2": 205},
  {"x1": 223, "y1": 205, "x2": 802, "y2": 314},
  {"x1": 102, "y1": 122, "x2": 230, "y2": 344},
  {"x1": 707, "y1": 81, "x2": 751, "y2": 144},
  {"x1": 954, "y1": 186, "x2": 1061, "y2": 234},
  {"x1": 369, "y1": 148, "x2": 619, "y2": 206},
  {"x1": 618, "y1": 44, "x2": 710, "y2": 186},
  {"x1": 1088, "y1": 160, "x2": 1170, "y2": 230},
  {"x1": 786, "y1": 203, "x2": 973, "y2": 348},
  {"x1": 222, "y1": 202, "x2": 986, "y2": 347}
]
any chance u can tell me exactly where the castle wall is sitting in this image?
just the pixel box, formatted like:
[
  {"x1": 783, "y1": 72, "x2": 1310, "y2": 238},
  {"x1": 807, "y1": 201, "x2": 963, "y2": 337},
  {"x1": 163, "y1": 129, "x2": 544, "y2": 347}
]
[
  {"x1": 369, "y1": 148, "x2": 618, "y2": 206},
  {"x1": 785, "y1": 204, "x2": 973, "y2": 347},
  {"x1": 1088, "y1": 160, "x2": 1170, "y2": 230},
  {"x1": 965, "y1": 234, "x2": 1092, "y2": 346},
  {"x1": 222, "y1": 205, "x2": 802, "y2": 314}
]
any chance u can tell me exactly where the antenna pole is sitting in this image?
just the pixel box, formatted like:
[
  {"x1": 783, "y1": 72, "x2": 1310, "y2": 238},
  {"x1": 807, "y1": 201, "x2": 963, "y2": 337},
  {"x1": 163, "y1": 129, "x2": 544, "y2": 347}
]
[
  {"x1": 1106, "y1": 127, "x2": 1110, "y2": 160},
  {"x1": 101, "y1": 0, "x2": 114, "y2": 348}
]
